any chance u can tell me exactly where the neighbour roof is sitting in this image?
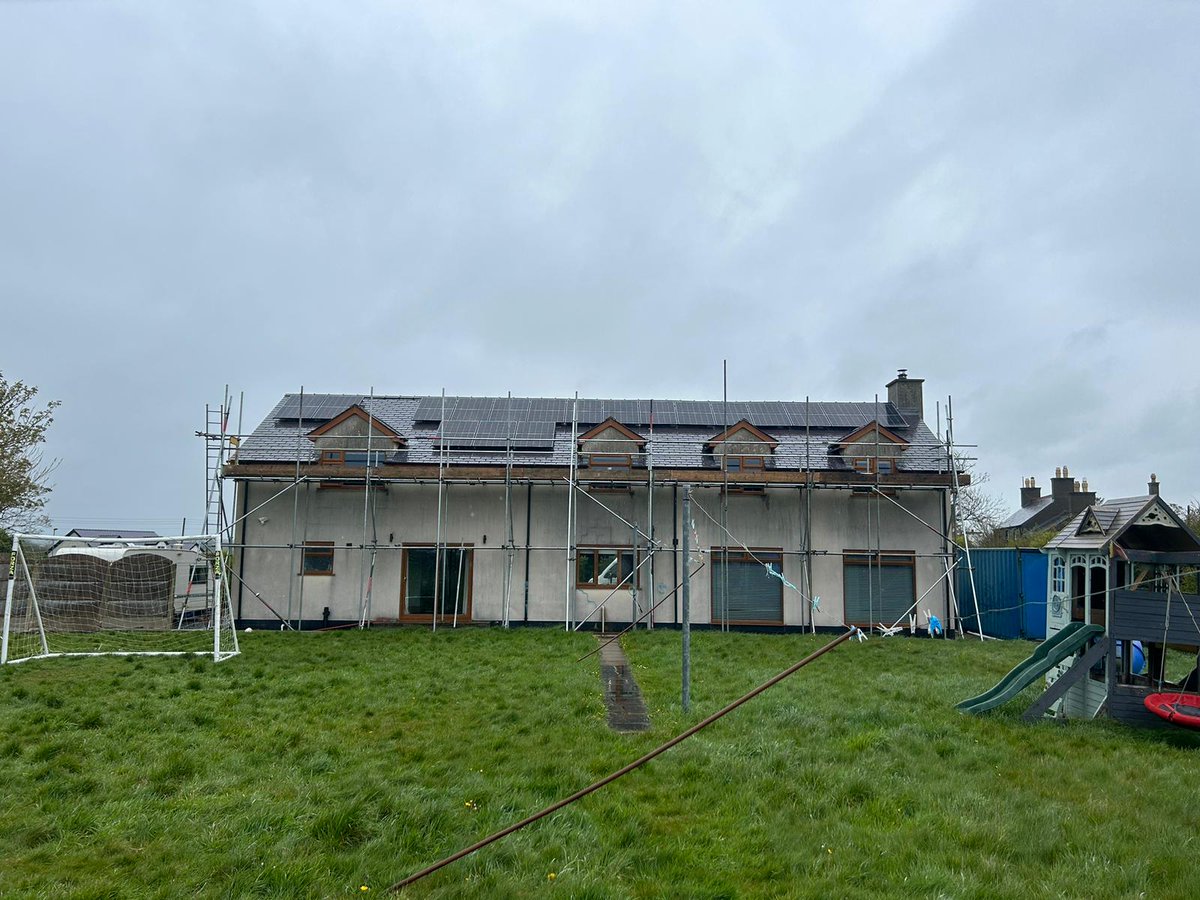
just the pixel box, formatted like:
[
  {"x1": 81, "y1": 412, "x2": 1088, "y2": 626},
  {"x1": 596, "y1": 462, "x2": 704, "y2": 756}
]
[
  {"x1": 234, "y1": 393, "x2": 951, "y2": 474},
  {"x1": 998, "y1": 495, "x2": 1055, "y2": 530}
]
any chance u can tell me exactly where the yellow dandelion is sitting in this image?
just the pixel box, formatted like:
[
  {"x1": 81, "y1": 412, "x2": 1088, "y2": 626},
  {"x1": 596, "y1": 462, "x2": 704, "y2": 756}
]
[{"x1": 547, "y1": 872, "x2": 557, "y2": 881}]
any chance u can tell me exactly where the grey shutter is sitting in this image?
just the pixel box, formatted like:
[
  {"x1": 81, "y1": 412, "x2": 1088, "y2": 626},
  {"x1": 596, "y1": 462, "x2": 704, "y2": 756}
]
[
  {"x1": 844, "y1": 562, "x2": 873, "y2": 624},
  {"x1": 879, "y1": 566, "x2": 914, "y2": 625}
]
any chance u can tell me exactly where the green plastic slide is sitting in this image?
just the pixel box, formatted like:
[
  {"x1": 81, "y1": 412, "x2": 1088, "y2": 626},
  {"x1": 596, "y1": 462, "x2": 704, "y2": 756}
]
[{"x1": 956, "y1": 622, "x2": 1104, "y2": 715}]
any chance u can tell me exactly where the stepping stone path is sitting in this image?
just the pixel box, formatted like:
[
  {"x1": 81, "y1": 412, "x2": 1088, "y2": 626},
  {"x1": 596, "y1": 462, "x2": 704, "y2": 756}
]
[{"x1": 596, "y1": 636, "x2": 650, "y2": 733}]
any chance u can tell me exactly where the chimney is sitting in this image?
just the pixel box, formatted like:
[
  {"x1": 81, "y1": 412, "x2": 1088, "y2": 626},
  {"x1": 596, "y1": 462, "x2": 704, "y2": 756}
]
[
  {"x1": 1149, "y1": 473, "x2": 1159, "y2": 496},
  {"x1": 1068, "y1": 475, "x2": 1097, "y2": 516},
  {"x1": 1051, "y1": 466, "x2": 1074, "y2": 501},
  {"x1": 1020, "y1": 476, "x2": 1042, "y2": 508},
  {"x1": 886, "y1": 369, "x2": 924, "y2": 422}
]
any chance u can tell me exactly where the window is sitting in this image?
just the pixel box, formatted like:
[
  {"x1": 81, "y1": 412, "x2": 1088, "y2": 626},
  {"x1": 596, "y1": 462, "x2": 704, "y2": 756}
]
[
  {"x1": 725, "y1": 456, "x2": 765, "y2": 473},
  {"x1": 402, "y1": 547, "x2": 472, "y2": 619},
  {"x1": 319, "y1": 449, "x2": 385, "y2": 467},
  {"x1": 851, "y1": 457, "x2": 893, "y2": 475},
  {"x1": 1052, "y1": 557, "x2": 1066, "y2": 594},
  {"x1": 843, "y1": 551, "x2": 914, "y2": 626},
  {"x1": 577, "y1": 548, "x2": 637, "y2": 588},
  {"x1": 302, "y1": 542, "x2": 335, "y2": 575},
  {"x1": 711, "y1": 550, "x2": 784, "y2": 624},
  {"x1": 188, "y1": 562, "x2": 209, "y2": 585},
  {"x1": 587, "y1": 454, "x2": 632, "y2": 469}
]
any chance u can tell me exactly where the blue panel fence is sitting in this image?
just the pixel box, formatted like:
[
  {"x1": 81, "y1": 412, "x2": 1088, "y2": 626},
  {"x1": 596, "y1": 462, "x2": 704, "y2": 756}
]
[{"x1": 956, "y1": 548, "x2": 1048, "y2": 640}]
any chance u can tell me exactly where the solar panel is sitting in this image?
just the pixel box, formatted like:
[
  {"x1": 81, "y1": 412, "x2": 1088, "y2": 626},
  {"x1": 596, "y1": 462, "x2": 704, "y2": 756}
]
[
  {"x1": 409, "y1": 395, "x2": 909, "y2": 434},
  {"x1": 275, "y1": 394, "x2": 363, "y2": 421}
]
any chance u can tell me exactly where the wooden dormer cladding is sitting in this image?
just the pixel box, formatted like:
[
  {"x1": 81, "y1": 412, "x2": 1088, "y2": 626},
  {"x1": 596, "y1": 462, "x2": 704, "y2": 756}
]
[
  {"x1": 578, "y1": 418, "x2": 646, "y2": 463},
  {"x1": 706, "y1": 420, "x2": 779, "y2": 459},
  {"x1": 307, "y1": 405, "x2": 405, "y2": 461},
  {"x1": 833, "y1": 421, "x2": 908, "y2": 474}
]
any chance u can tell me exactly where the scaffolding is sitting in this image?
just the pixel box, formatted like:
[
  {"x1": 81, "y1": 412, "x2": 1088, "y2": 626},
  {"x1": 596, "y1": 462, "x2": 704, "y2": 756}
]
[{"x1": 215, "y1": 376, "x2": 980, "y2": 636}]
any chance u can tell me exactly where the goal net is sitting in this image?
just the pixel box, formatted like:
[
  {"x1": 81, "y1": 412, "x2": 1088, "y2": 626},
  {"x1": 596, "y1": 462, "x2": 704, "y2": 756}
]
[{"x1": 2, "y1": 533, "x2": 239, "y2": 664}]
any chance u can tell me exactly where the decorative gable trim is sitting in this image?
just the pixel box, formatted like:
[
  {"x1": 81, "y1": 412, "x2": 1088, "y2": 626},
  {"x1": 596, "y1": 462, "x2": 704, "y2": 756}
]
[
  {"x1": 578, "y1": 418, "x2": 646, "y2": 447},
  {"x1": 705, "y1": 420, "x2": 779, "y2": 451},
  {"x1": 1077, "y1": 508, "x2": 1104, "y2": 536},
  {"x1": 307, "y1": 405, "x2": 405, "y2": 445},
  {"x1": 832, "y1": 421, "x2": 909, "y2": 451},
  {"x1": 1135, "y1": 501, "x2": 1178, "y2": 528}
]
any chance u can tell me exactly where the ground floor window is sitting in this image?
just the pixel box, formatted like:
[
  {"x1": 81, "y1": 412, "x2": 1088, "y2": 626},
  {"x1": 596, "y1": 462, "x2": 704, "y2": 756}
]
[
  {"x1": 577, "y1": 547, "x2": 636, "y2": 588},
  {"x1": 402, "y1": 547, "x2": 472, "y2": 619},
  {"x1": 710, "y1": 549, "x2": 784, "y2": 625},
  {"x1": 302, "y1": 542, "x2": 335, "y2": 575},
  {"x1": 843, "y1": 551, "x2": 914, "y2": 626}
]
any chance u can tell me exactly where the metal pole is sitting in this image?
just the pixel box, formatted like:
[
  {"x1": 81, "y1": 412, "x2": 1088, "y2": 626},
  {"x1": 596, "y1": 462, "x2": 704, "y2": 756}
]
[
  {"x1": 359, "y1": 388, "x2": 374, "y2": 627},
  {"x1": 565, "y1": 393, "x2": 578, "y2": 631},
  {"x1": 806, "y1": 396, "x2": 814, "y2": 633},
  {"x1": 647, "y1": 399, "x2": 654, "y2": 630},
  {"x1": 434, "y1": 389, "x2": 446, "y2": 632},
  {"x1": 682, "y1": 485, "x2": 692, "y2": 712},
  {"x1": 286, "y1": 387, "x2": 304, "y2": 625}
]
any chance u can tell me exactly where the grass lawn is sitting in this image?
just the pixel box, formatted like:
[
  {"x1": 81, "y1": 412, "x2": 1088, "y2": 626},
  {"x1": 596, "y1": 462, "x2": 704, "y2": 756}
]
[{"x1": 1, "y1": 628, "x2": 1198, "y2": 898}]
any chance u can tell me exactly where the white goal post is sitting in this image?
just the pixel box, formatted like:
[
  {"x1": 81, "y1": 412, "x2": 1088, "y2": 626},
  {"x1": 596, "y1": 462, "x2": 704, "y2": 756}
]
[{"x1": 2, "y1": 533, "x2": 239, "y2": 664}]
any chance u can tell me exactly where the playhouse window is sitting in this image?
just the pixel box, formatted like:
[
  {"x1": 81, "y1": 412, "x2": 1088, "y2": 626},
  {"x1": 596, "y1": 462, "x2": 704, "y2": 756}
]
[{"x1": 1052, "y1": 558, "x2": 1066, "y2": 594}]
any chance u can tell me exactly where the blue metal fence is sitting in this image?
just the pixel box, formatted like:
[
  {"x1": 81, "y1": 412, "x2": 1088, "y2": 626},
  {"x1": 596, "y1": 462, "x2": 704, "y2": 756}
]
[{"x1": 956, "y1": 548, "x2": 1047, "y2": 639}]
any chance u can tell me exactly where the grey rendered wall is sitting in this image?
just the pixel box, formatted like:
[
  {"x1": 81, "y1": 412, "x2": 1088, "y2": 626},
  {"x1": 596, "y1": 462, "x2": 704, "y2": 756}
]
[{"x1": 233, "y1": 480, "x2": 950, "y2": 628}]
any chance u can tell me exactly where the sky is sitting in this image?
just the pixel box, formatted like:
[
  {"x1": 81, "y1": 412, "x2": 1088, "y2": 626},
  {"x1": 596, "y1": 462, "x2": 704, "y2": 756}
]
[{"x1": 2, "y1": 0, "x2": 1198, "y2": 535}]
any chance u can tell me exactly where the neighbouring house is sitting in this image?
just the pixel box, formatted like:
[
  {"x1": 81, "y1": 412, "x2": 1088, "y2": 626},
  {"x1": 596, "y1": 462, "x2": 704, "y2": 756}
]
[
  {"x1": 1042, "y1": 476, "x2": 1200, "y2": 725},
  {"x1": 226, "y1": 371, "x2": 964, "y2": 632},
  {"x1": 993, "y1": 467, "x2": 1098, "y2": 542}
]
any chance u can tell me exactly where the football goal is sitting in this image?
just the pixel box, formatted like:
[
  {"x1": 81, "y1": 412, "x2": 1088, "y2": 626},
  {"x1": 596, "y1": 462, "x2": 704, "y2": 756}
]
[{"x1": 2, "y1": 533, "x2": 239, "y2": 664}]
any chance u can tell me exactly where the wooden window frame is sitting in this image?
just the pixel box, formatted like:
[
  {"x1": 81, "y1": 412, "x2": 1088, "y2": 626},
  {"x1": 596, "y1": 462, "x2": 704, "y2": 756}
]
[
  {"x1": 725, "y1": 455, "x2": 765, "y2": 473},
  {"x1": 320, "y1": 449, "x2": 344, "y2": 465},
  {"x1": 586, "y1": 453, "x2": 633, "y2": 469},
  {"x1": 301, "y1": 541, "x2": 335, "y2": 576},
  {"x1": 576, "y1": 546, "x2": 639, "y2": 589}
]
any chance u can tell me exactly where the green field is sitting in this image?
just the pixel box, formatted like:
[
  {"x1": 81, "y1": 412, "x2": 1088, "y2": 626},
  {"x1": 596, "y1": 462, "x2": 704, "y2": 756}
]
[{"x1": 1, "y1": 628, "x2": 1198, "y2": 898}]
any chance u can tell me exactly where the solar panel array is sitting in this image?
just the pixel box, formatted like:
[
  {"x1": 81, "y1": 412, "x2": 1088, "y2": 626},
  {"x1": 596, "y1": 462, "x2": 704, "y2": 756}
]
[
  {"x1": 274, "y1": 394, "x2": 364, "y2": 421},
  {"x1": 413, "y1": 396, "x2": 907, "y2": 430}
]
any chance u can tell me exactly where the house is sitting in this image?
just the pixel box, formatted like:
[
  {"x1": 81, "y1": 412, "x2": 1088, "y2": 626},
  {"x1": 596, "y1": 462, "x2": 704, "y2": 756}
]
[
  {"x1": 226, "y1": 371, "x2": 964, "y2": 632},
  {"x1": 993, "y1": 468, "x2": 1097, "y2": 541},
  {"x1": 1040, "y1": 476, "x2": 1200, "y2": 725}
]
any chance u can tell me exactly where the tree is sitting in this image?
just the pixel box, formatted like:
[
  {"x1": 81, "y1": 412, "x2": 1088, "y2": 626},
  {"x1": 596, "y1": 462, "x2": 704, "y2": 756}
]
[
  {"x1": 1, "y1": 373, "x2": 59, "y2": 548},
  {"x1": 951, "y1": 457, "x2": 1010, "y2": 545}
]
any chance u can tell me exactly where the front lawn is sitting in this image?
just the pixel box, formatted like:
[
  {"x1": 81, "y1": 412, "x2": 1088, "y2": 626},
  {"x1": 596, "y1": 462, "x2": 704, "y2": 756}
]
[{"x1": 1, "y1": 628, "x2": 1196, "y2": 898}]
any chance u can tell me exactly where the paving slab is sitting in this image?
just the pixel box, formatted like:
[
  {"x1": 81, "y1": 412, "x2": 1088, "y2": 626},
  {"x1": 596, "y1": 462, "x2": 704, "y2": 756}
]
[{"x1": 596, "y1": 635, "x2": 650, "y2": 733}]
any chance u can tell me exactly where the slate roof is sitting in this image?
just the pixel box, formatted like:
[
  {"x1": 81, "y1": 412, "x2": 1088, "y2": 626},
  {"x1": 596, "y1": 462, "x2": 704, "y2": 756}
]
[
  {"x1": 234, "y1": 393, "x2": 951, "y2": 474},
  {"x1": 1044, "y1": 496, "x2": 1156, "y2": 551},
  {"x1": 998, "y1": 495, "x2": 1055, "y2": 530}
]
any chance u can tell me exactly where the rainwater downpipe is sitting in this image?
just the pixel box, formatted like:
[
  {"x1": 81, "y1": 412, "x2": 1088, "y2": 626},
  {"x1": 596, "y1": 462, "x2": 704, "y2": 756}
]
[{"x1": 235, "y1": 481, "x2": 249, "y2": 621}]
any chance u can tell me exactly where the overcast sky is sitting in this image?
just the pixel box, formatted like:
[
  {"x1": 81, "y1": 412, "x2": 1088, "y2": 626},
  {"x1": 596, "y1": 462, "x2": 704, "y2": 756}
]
[{"x1": 2, "y1": 0, "x2": 1198, "y2": 535}]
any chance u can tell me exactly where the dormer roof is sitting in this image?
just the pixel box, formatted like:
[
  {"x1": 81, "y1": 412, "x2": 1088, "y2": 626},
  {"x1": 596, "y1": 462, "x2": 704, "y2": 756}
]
[
  {"x1": 578, "y1": 418, "x2": 646, "y2": 446},
  {"x1": 831, "y1": 420, "x2": 910, "y2": 452},
  {"x1": 307, "y1": 405, "x2": 406, "y2": 445},
  {"x1": 705, "y1": 419, "x2": 779, "y2": 451}
]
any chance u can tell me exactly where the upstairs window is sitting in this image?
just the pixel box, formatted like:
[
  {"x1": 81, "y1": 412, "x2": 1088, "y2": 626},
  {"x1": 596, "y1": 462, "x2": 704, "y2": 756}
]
[
  {"x1": 319, "y1": 449, "x2": 386, "y2": 467},
  {"x1": 851, "y1": 457, "x2": 894, "y2": 475},
  {"x1": 587, "y1": 453, "x2": 633, "y2": 469},
  {"x1": 726, "y1": 456, "x2": 765, "y2": 473}
]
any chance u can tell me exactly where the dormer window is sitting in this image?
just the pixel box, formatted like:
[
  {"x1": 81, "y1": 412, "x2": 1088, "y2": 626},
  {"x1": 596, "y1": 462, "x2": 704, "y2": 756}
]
[
  {"x1": 587, "y1": 453, "x2": 633, "y2": 469},
  {"x1": 307, "y1": 404, "x2": 404, "y2": 468},
  {"x1": 319, "y1": 449, "x2": 388, "y2": 467},
  {"x1": 577, "y1": 418, "x2": 646, "y2": 468},
  {"x1": 726, "y1": 455, "x2": 765, "y2": 473},
  {"x1": 851, "y1": 457, "x2": 894, "y2": 475}
]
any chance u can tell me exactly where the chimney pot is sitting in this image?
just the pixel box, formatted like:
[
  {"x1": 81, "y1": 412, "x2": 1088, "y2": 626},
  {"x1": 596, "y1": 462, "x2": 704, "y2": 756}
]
[
  {"x1": 1063, "y1": 465, "x2": 1070, "y2": 477},
  {"x1": 1055, "y1": 466, "x2": 1062, "y2": 478},
  {"x1": 1082, "y1": 478, "x2": 1089, "y2": 492},
  {"x1": 1074, "y1": 480, "x2": 1081, "y2": 492}
]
